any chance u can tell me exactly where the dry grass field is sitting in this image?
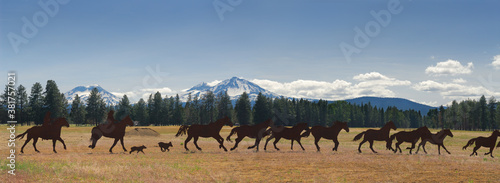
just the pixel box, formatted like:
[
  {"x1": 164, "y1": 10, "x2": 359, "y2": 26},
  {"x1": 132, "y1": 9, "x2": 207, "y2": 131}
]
[{"x1": 1, "y1": 125, "x2": 500, "y2": 182}]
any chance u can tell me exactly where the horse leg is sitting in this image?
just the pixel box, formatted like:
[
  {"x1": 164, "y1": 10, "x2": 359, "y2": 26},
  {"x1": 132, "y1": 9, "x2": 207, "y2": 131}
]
[
  {"x1": 486, "y1": 146, "x2": 495, "y2": 158},
  {"x1": 358, "y1": 139, "x2": 367, "y2": 153},
  {"x1": 415, "y1": 142, "x2": 422, "y2": 154},
  {"x1": 109, "y1": 138, "x2": 119, "y2": 153},
  {"x1": 193, "y1": 136, "x2": 202, "y2": 151},
  {"x1": 471, "y1": 146, "x2": 480, "y2": 156},
  {"x1": 120, "y1": 137, "x2": 127, "y2": 152},
  {"x1": 216, "y1": 135, "x2": 227, "y2": 152},
  {"x1": 58, "y1": 137, "x2": 67, "y2": 150},
  {"x1": 20, "y1": 137, "x2": 32, "y2": 153},
  {"x1": 291, "y1": 139, "x2": 294, "y2": 150},
  {"x1": 273, "y1": 137, "x2": 281, "y2": 151},
  {"x1": 231, "y1": 137, "x2": 243, "y2": 151},
  {"x1": 396, "y1": 142, "x2": 403, "y2": 153},
  {"x1": 369, "y1": 140, "x2": 377, "y2": 153},
  {"x1": 297, "y1": 139, "x2": 305, "y2": 151},
  {"x1": 254, "y1": 138, "x2": 262, "y2": 152},
  {"x1": 33, "y1": 137, "x2": 40, "y2": 153},
  {"x1": 441, "y1": 144, "x2": 451, "y2": 154},
  {"x1": 409, "y1": 142, "x2": 416, "y2": 154},
  {"x1": 184, "y1": 136, "x2": 192, "y2": 151},
  {"x1": 314, "y1": 137, "x2": 321, "y2": 152},
  {"x1": 263, "y1": 135, "x2": 274, "y2": 151},
  {"x1": 333, "y1": 139, "x2": 339, "y2": 151},
  {"x1": 52, "y1": 139, "x2": 58, "y2": 153},
  {"x1": 421, "y1": 141, "x2": 428, "y2": 154}
]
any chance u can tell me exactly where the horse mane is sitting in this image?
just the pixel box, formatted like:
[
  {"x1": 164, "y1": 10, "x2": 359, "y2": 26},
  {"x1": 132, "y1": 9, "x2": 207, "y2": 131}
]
[{"x1": 436, "y1": 129, "x2": 448, "y2": 139}]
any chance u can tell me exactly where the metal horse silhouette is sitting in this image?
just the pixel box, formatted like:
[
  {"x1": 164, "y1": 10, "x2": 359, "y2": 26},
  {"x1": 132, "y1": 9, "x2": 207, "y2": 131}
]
[
  {"x1": 353, "y1": 121, "x2": 397, "y2": 153},
  {"x1": 463, "y1": 130, "x2": 500, "y2": 158},
  {"x1": 226, "y1": 119, "x2": 273, "y2": 151},
  {"x1": 16, "y1": 114, "x2": 69, "y2": 153},
  {"x1": 387, "y1": 126, "x2": 432, "y2": 154},
  {"x1": 264, "y1": 122, "x2": 310, "y2": 151},
  {"x1": 88, "y1": 111, "x2": 134, "y2": 153},
  {"x1": 311, "y1": 121, "x2": 349, "y2": 151},
  {"x1": 176, "y1": 116, "x2": 233, "y2": 152},
  {"x1": 415, "y1": 129, "x2": 453, "y2": 155}
]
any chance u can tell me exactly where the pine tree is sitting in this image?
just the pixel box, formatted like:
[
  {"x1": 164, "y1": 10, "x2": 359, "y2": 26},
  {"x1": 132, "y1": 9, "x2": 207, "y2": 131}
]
[
  {"x1": 151, "y1": 92, "x2": 163, "y2": 125},
  {"x1": 43, "y1": 80, "x2": 65, "y2": 118},
  {"x1": 70, "y1": 94, "x2": 86, "y2": 125},
  {"x1": 172, "y1": 94, "x2": 184, "y2": 125},
  {"x1": 16, "y1": 85, "x2": 28, "y2": 125},
  {"x1": 488, "y1": 97, "x2": 497, "y2": 129},
  {"x1": 116, "y1": 95, "x2": 132, "y2": 121},
  {"x1": 133, "y1": 98, "x2": 148, "y2": 126},
  {"x1": 201, "y1": 91, "x2": 215, "y2": 124},
  {"x1": 28, "y1": 82, "x2": 44, "y2": 125},
  {"x1": 216, "y1": 91, "x2": 232, "y2": 120},
  {"x1": 479, "y1": 95, "x2": 488, "y2": 130},
  {"x1": 86, "y1": 87, "x2": 106, "y2": 126},
  {"x1": 253, "y1": 92, "x2": 271, "y2": 125},
  {"x1": 235, "y1": 92, "x2": 251, "y2": 125}
]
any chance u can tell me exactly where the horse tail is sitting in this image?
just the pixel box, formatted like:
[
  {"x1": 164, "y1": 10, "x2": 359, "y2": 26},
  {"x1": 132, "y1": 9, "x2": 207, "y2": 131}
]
[
  {"x1": 226, "y1": 127, "x2": 239, "y2": 142},
  {"x1": 15, "y1": 130, "x2": 28, "y2": 140},
  {"x1": 353, "y1": 131, "x2": 365, "y2": 141},
  {"x1": 301, "y1": 128, "x2": 311, "y2": 137},
  {"x1": 462, "y1": 138, "x2": 476, "y2": 150},
  {"x1": 175, "y1": 125, "x2": 189, "y2": 137}
]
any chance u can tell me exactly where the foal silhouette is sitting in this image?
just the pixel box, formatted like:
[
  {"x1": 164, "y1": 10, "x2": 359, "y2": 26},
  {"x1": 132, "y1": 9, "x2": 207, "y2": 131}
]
[
  {"x1": 264, "y1": 123, "x2": 310, "y2": 151},
  {"x1": 353, "y1": 121, "x2": 397, "y2": 153},
  {"x1": 176, "y1": 116, "x2": 233, "y2": 152},
  {"x1": 226, "y1": 119, "x2": 273, "y2": 151},
  {"x1": 310, "y1": 121, "x2": 349, "y2": 151},
  {"x1": 16, "y1": 116, "x2": 69, "y2": 153},
  {"x1": 388, "y1": 126, "x2": 432, "y2": 154},
  {"x1": 415, "y1": 129, "x2": 453, "y2": 155},
  {"x1": 463, "y1": 130, "x2": 500, "y2": 158}
]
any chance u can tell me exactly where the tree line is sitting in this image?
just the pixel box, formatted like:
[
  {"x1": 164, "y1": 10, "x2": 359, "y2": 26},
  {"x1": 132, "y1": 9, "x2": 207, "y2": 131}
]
[{"x1": 1, "y1": 80, "x2": 499, "y2": 131}]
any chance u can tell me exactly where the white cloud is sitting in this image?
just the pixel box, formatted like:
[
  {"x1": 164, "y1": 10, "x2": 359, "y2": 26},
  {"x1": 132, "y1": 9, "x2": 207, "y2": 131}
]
[
  {"x1": 425, "y1": 59, "x2": 473, "y2": 76},
  {"x1": 413, "y1": 80, "x2": 499, "y2": 101},
  {"x1": 452, "y1": 78, "x2": 466, "y2": 83},
  {"x1": 492, "y1": 55, "x2": 500, "y2": 70},
  {"x1": 252, "y1": 72, "x2": 410, "y2": 100}
]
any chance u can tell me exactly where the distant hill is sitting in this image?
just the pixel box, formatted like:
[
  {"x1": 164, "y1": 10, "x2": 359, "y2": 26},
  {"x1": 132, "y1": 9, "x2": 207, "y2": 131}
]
[{"x1": 343, "y1": 96, "x2": 436, "y2": 114}]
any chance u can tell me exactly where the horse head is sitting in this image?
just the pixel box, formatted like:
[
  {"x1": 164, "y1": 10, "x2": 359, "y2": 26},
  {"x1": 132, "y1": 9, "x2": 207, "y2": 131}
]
[
  {"x1": 493, "y1": 130, "x2": 500, "y2": 137},
  {"x1": 122, "y1": 115, "x2": 134, "y2": 126},
  {"x1": 54, "y1": 117, "x2": 70, "y2": 127},
  {"x1": 340, "y1": 121, "x2": 350, "y2": 132},
  {"x1": 444, "y1": 129, "x2": 453, "y2": 137},
  {"x1": 386, "y1": 121, "x2": 397, "y2": 130},
  {"x1": 222, "y1": 116, "x2": 233, "y2": 127}
]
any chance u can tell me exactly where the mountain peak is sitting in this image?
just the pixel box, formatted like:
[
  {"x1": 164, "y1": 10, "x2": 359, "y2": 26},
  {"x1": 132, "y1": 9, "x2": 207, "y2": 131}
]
[
  {"x1": 181, "y1": 77, "x2": 279, "y2": 102},
  {"x1": 64, "y1": 85, "x2": 120, "y2": 106}
]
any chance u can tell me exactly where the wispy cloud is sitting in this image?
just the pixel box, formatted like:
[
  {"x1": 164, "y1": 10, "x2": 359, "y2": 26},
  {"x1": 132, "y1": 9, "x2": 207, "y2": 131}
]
[{"x1": 492, "y1": 55, "x2": 500, "y2": 70}]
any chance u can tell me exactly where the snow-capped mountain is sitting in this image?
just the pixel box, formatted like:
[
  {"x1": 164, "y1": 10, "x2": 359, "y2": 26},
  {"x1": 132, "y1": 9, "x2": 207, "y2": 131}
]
[
  {"x1": 181, "y1": 77, "x2": 280, "y2": 102},
  {"x1": 64, "y1": 85, "x2": 120, "y2": 106}
]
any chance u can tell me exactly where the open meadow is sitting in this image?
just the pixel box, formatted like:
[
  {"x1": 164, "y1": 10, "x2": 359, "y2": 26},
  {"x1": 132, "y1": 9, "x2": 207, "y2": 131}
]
[{"x1": 1, "y1": 125, "x2": 500, "y2": 182}]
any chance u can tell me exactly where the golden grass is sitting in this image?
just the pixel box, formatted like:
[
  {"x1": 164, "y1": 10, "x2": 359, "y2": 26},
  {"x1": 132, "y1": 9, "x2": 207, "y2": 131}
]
[{"x1": 1, "y1": 125, "x2": 499, "y2": 182}]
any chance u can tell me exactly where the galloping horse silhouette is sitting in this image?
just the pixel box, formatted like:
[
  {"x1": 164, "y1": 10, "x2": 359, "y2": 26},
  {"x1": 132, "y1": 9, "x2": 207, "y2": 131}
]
[
  {"x1": 311, "y1": 121, "x2": 349, "y2": 151},
  {"x1": 88, "y1": 114, "x2": 134, "y2": 153},
  {"x1": 388, "y1": 126, "x2": 432, "y2": 154},
  {"x1": 16, "y1": 117, "x2": 69, "y2": 153},
  {"x1": 463, "y1": 130, "x2": 500, "y2": 158},
  {"x1": 226, "y1": 119, "x2": 273, "y2": 151},
  {"x1": 353, "y1": 121, "x2": 397, "y2": 153},
  {"x1": 415, "y1": 129, "x2": 453, "y2": 155},
  {"x1": 264, "y1": 123, "x2": 310, "y2": 151},
  {"x1": 176, "y1": 116, "x2": 233, "y2": 152}
]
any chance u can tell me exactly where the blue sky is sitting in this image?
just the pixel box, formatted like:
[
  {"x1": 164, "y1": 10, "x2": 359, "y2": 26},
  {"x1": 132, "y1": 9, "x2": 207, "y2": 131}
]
[{"x1": 1, "y1": 0, "x2": 500, "y2": 106}]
